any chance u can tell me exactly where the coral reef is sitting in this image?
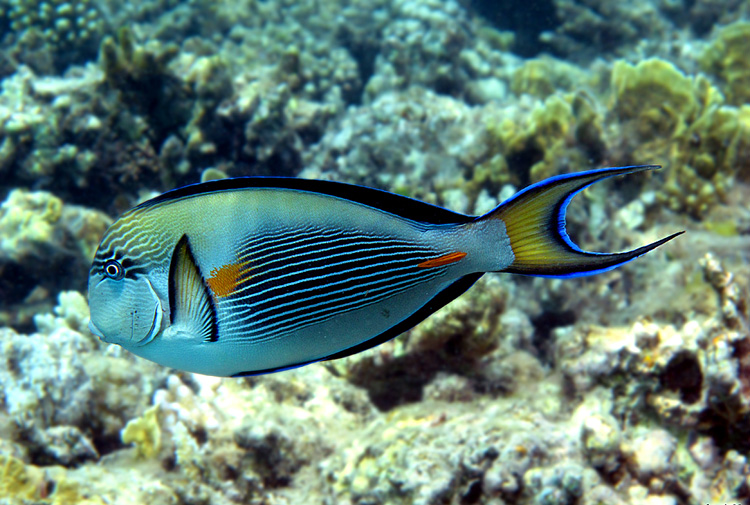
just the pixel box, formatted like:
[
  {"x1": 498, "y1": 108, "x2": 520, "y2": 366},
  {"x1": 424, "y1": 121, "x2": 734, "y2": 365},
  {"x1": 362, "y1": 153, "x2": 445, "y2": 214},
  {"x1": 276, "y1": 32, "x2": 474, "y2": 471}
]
[
  {"x1": 99, "y1": 27, "x2": 189, "y2": 144},
  {"x1": 302, "y1": 87, "x2": 492, "y2": 211},
  {"x1": 1, "y1": 0, "x2": 750, "y2": 503},
  {"x1": 610, "y1": 59, "x2": 699, "y2": 157},
  {"x1": 660, "y1": 0, "x2": 746, "y2": 36},
  {"x1": 5, "y1": 269, "x2": 746, "y2": 504},
  {"x1": 509, "y1": 57, "x2": 587, "y2": 99},
  {"x1": 546, "y1": 0, "x2": 669, "y2": 59},
  {"x1": 609, "y1": 58, "x2": 750, "y2": 217},
  {"x1": 0, "y1": 190, "x2": 110, "y2": 329},
  {"x1": 484, "y1": 90, "x2": 606, "y2": 184},
  {"x1": 0, "y1": 0, "x2": 107, "y2": 74},
  {"x1": 367, "y1": 0, "x2": 474, "y2": 96},
  {"x1": 474, "y1": 0, "x2": 750, "y2": 60},
  {"x1": 0, "y1": 63, "x2": 162, "y2": 210},
  {"x1": 0, "y1": 292, "x2": 166, "y2": 467},
  {"x1": 553, "y1": 252, "x2": 750, "y2": 502},
  {"x1": 699, "y1": 21, "x2": 750, "y2": 107},
  {"x1": 327, "y1": 274, "x2": 516, "y2": 410}
]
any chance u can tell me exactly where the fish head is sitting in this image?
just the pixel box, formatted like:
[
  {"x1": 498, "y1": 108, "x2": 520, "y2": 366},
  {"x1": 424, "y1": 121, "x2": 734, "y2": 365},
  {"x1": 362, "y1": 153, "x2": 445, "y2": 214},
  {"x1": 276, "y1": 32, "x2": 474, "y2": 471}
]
[
  {"x1": 88, "y1": 260, "x2": 166, "y2": 349},
  {"x1": 88, "y1": 215, "x2": 168, "y2": 350}
]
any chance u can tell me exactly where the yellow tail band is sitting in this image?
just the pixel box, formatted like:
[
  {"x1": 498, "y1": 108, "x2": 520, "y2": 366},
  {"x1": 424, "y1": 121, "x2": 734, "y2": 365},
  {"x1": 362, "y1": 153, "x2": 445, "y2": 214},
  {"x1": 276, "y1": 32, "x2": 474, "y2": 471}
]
[{"x1": 480, "y1": 165, "x2": 683, "y2": 278}]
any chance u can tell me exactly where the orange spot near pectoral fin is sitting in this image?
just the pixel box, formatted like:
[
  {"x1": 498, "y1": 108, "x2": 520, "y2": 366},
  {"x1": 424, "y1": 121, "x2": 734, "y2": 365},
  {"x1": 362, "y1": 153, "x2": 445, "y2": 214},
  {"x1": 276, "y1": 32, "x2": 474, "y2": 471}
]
[
  {"x1": 207, "y1": 262, "x2": 245, "y2": 298},
  {"x1": 418, "y1": 251, "x2": 467, "y2": 268}
]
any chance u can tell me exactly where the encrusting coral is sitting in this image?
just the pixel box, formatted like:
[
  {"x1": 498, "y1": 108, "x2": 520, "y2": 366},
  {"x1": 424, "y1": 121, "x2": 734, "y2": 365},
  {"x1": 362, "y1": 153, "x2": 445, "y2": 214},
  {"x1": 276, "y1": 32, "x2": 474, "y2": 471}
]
[
  {"x1": 1, "y1": 1, "x2": 750, "y2": 504},
  {"x1": 552, "y1": 251, "x2": 750, "y2": 502},
  {"x1": 0, "y1": 190, "x2": 110, "y2": 328},
  {"x1": 0, "y1": 0, "x2": 107, "y2": 74}
]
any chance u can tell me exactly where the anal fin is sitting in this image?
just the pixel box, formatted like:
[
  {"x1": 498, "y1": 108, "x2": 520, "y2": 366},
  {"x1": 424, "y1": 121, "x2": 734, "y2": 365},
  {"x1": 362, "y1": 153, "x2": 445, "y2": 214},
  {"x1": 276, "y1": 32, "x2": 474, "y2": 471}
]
[{"x1": 169, "y1": 235, "x2": 219, "y2": 342}]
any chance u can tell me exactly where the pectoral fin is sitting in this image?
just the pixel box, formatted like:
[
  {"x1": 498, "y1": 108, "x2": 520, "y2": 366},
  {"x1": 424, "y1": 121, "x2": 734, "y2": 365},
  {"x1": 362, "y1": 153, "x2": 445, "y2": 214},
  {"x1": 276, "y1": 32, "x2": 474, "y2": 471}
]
[{"x1": 169, "y1": 235, "x2": 219, "y2": 342}]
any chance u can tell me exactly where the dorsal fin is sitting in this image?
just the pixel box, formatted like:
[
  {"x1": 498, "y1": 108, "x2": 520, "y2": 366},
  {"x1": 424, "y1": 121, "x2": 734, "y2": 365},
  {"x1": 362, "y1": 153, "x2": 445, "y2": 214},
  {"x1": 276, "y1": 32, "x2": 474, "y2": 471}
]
[
  {"x1": 169, "y1": 235, "x2": 219, "y2": 342},
  {"x1": 134, "y1": 177, "x2": 475, "y2": 225}
]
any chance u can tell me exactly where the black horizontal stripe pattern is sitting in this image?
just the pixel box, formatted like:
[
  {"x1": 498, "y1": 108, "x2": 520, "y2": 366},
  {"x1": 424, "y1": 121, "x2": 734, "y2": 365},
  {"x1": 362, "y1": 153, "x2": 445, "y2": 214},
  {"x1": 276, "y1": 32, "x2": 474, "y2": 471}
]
[
  {"x1": 235, "y1": 270, "x2": 441, "y2": 343},
  {"x1": 229, "y1": 227, "x2": 431, "y2": 294},
  {"x1": 230, "y1": 264, "x2": 442, "y2": 340},
  {"x1": 232, "y1": 273, "x2": 484, "y2": 376},
  {"x1": 232, "y1": 239, "x2": 430, "y2": 295},
  {"x1": 219, "y1": 226, "x2": 449, "y2": 341}
]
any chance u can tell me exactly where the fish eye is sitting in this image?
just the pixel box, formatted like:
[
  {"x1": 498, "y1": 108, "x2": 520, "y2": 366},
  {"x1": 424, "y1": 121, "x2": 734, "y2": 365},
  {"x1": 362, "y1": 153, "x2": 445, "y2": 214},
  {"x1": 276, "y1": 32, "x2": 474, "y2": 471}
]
[{"x1": 104, "y1": 260, "x2": 124, "y2": 280}]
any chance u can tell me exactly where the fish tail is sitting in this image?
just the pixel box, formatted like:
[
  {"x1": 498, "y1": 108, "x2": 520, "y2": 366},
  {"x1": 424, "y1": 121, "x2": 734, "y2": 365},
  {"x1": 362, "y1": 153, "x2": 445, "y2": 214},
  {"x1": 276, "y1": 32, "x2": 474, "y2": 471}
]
[{"x1": 479, "y1": 165, "x2": 684, "y2": 278}]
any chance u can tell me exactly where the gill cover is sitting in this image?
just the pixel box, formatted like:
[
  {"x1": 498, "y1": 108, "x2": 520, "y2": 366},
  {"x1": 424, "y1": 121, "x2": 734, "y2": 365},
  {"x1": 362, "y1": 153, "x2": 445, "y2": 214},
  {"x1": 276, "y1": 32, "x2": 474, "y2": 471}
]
[{"x1": 88, "y1": 273, "x2": 163, "y2": 346}]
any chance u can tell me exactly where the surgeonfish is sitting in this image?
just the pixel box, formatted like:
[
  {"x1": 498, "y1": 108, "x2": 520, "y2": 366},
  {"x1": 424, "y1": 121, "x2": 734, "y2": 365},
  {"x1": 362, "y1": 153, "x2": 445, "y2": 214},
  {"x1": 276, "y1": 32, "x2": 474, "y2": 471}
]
[{"x1": 87, "y1": 165, "x2": 682, "y2": 377}]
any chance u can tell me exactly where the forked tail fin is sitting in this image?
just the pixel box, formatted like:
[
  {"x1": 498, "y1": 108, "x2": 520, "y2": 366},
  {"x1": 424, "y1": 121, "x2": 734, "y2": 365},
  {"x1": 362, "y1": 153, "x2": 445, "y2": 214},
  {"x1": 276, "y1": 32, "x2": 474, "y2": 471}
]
[{"x1": 480, "y1": 165, "x2": 684, "y2": 278}]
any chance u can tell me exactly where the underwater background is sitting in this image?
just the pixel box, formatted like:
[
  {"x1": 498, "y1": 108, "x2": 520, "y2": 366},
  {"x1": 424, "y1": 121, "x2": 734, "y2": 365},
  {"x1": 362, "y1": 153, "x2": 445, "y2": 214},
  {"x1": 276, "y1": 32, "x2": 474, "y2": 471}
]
[{"x1": 0, "y1": 0, "x2": 749, "y2": 503}]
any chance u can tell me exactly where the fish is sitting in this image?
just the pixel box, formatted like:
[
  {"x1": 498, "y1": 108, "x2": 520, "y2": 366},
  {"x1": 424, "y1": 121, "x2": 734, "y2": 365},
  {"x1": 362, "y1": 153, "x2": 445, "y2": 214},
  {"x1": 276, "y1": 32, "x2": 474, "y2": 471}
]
[{"x1": 87, "y1": 165, "x2": 683, "y2": 377}]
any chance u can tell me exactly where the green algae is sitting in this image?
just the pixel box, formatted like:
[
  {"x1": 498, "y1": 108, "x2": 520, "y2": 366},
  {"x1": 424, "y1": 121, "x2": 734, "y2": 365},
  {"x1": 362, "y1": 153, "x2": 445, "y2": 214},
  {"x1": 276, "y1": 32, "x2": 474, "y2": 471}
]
[
  {"x1": 611, "y1": 59, "x2": 697, "y2": 146},
  {"x1": 700, "y1": 21, "x2": 750, "y2": 107},
  {"x1": 0, "y1": 454, "x2": 105, "y2": 505},
  {"x1": 483, "y1": 91, "x2": 605, "y2": 188},
  {"x1": 121, "y1": 405, "x2": 162, "y2": 459}
]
